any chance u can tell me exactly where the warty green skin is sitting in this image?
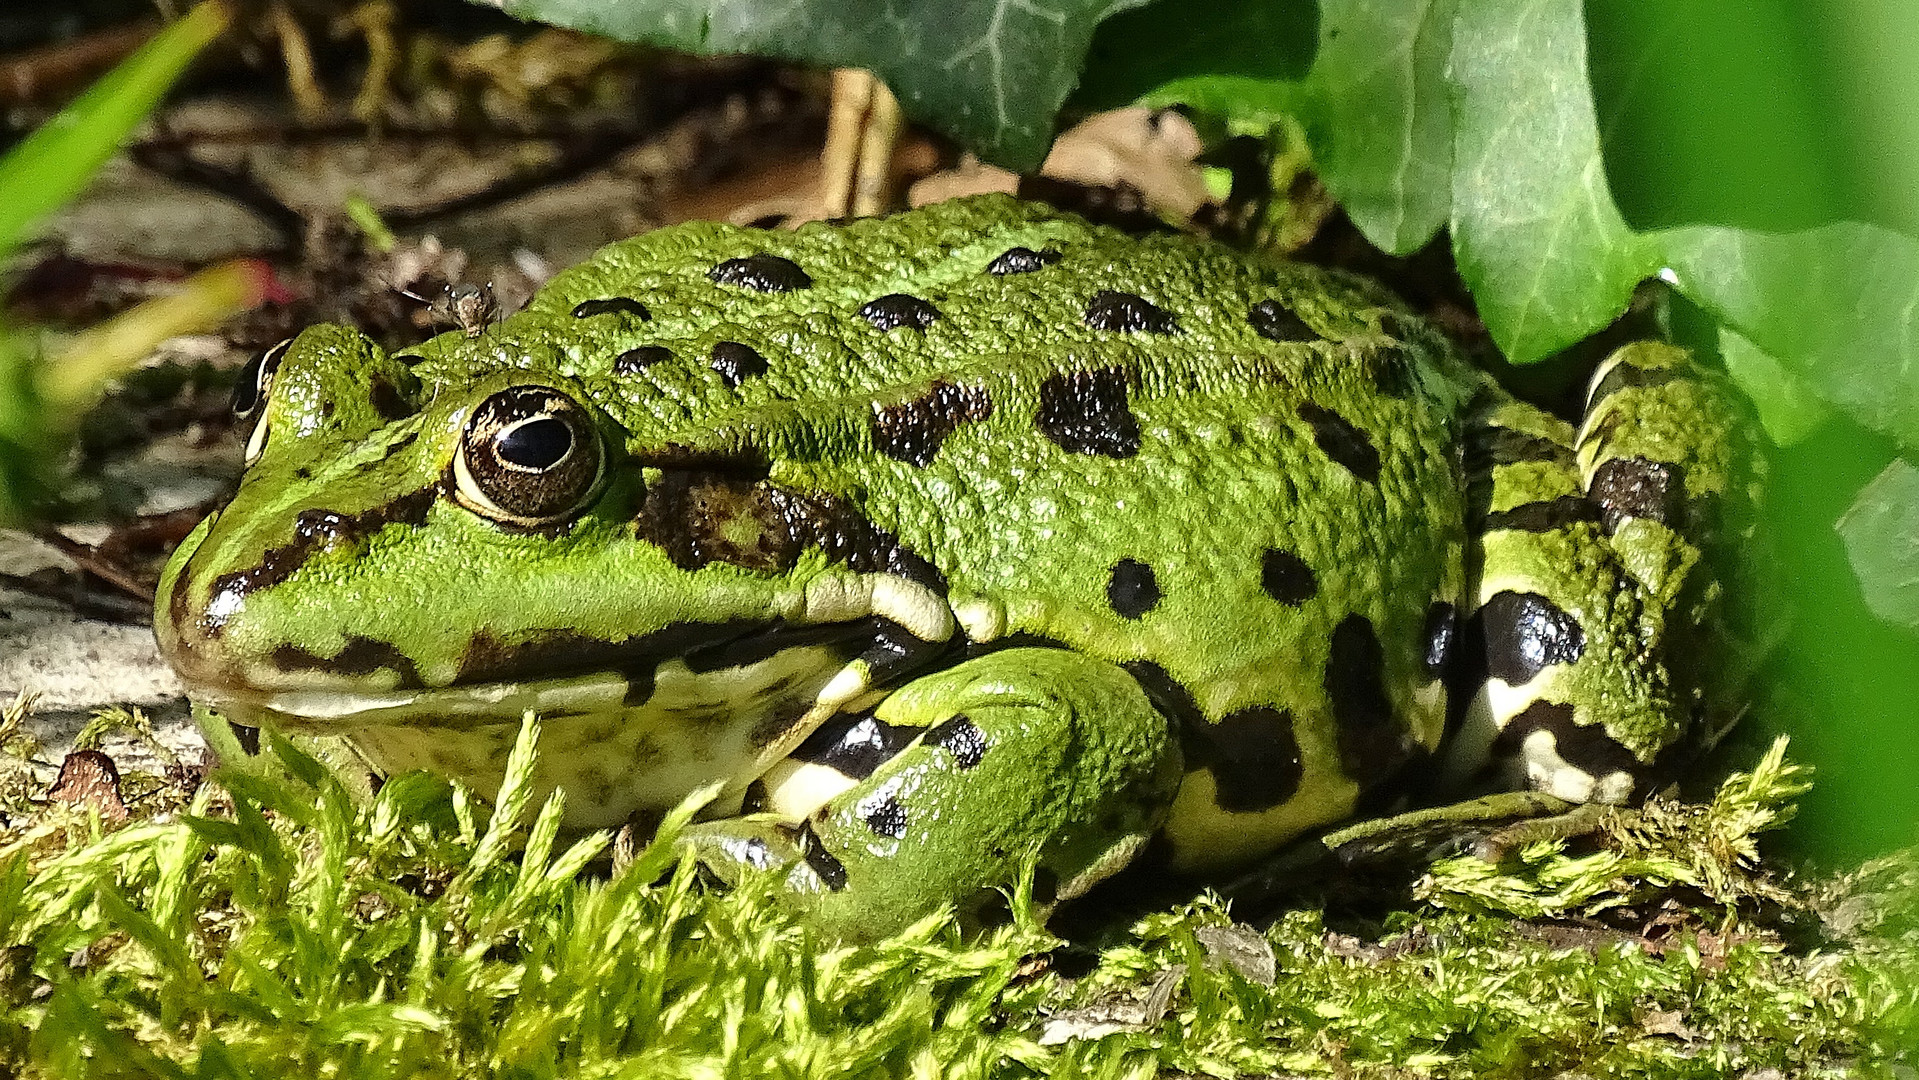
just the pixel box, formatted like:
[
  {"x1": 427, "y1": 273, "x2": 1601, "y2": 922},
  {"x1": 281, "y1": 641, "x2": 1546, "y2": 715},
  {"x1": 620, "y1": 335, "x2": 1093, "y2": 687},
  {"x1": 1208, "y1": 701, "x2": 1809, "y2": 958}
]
[{"x1": 155, "y1": 195, "x2": 1762, "y2": 938}]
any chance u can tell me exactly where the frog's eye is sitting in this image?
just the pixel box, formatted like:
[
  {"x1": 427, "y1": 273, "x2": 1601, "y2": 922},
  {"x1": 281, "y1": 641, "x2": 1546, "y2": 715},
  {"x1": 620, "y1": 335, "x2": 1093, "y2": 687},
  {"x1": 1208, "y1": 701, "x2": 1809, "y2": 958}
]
[
  {"x1": 453, "y1": 385, "x2": 605, "y2": 527},
  {"x1": 233, "y1": 338, "x2": 292, "y2": 464}
]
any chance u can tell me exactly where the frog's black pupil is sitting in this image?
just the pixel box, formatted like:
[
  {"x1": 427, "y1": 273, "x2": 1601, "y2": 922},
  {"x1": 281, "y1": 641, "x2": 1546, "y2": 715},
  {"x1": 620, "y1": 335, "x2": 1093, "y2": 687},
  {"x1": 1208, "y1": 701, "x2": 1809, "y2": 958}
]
[{"x1": 497, "y1": 417, "x2": 572, "y2": 469}]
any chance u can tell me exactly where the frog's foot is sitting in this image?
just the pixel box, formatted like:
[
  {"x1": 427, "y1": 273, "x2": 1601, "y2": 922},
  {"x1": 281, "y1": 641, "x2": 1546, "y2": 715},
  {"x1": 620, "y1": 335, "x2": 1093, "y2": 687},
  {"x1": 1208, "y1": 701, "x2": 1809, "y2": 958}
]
[
  {"x1": 1443, "y1": 343, "x2": 1763, "y2": 804},
  {"x1": 1320, "y1": 791, "x2": 1596, "y2": 865},
  {"x1": 680, "y1": 648, "x2": 1182, "y2": 940},
  {"x1": 1218, "y1": 792, "x2": 1588, "y2": 910}
]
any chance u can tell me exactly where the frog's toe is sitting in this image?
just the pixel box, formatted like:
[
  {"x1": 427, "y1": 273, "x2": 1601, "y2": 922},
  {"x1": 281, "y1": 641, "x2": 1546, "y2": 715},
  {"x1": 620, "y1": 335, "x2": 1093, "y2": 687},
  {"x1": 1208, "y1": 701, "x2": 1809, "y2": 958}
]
[{"x1": 679, "y1": 818, "x2": 837, "y2": 893}]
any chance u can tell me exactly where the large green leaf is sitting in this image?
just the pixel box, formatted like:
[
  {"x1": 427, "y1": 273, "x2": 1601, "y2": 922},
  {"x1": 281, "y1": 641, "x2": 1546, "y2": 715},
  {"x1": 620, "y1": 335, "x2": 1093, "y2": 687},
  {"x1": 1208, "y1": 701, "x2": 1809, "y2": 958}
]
[
  {"x1": 1716, "y1": 327, "x2": 1833, "y2": 448},
  {"x1": 1836, "y1": 459, "x2": 1919, "y2": 632},
  {"x1": 1662, "y1": 224, "x2": 1919, "y2": 447},
  {"x1": 1078, "y1": 0, "x2": 1919, "y2": 461},
  {"x1": 483, "y1": 0, "x2": 1158, "y2": 170},
  {"x1": 1294, "y1": 0, "x2": 1455, "y2": 253},
  {"x1": 1446, "y1": 0, "x2": 1919, "y2": 458},
  {"x1": 1093, "y1": 0, "x2": 1453, "y2": 254},
  {"x1": 1075, "y1": 0, "x2": 1316, "y2": 107},
  {"x1": 1446, "y1": 0, "x2": 1654, "y2": 360}
]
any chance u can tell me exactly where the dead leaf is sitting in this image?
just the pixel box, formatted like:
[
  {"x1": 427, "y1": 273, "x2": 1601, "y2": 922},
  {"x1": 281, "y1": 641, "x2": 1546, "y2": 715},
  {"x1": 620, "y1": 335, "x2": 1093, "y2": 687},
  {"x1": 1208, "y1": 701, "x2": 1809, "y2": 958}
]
[
  {"x1": 1195, "y1": 923, "x2": 1277, "y2": 986},
  {"x1": 47, "y1": 750, "x2": 128, "y2": 825}
]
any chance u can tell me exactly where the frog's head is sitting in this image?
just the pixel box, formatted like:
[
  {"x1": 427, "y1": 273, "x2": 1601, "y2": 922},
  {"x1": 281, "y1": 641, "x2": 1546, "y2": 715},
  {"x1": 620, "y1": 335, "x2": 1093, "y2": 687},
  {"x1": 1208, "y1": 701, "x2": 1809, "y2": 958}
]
[{"x1": 155, "y1": 325, "x2": 923, "y2": 736}]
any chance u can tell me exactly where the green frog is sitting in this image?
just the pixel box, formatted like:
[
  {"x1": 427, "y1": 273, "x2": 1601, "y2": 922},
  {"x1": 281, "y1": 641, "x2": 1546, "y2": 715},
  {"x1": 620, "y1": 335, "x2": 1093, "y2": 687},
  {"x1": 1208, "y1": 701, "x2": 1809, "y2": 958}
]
[{"x1": 154, "y1": 195, "x2": 1761, "y2": 938}]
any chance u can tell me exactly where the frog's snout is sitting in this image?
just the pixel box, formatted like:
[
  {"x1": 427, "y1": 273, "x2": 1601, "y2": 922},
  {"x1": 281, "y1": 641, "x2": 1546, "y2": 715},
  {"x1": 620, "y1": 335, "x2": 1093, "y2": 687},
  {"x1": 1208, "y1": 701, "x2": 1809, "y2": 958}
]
[
  {"x1": 153, "y1": 515, "x2": 222, "y2": 687},
  {"x1": 153, "y1": 510, "x2": 284, "y2": 696},
  {"x1": 152, "y1": 510, "x2": 248, "y2": 687}
]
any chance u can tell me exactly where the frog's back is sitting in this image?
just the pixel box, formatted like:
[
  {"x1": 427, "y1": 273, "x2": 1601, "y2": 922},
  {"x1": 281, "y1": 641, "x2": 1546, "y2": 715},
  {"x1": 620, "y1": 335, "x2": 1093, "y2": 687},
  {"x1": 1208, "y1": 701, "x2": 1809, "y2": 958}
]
[{"x1": 409, "y1": 195, "x2": 1483, "y2": 866}]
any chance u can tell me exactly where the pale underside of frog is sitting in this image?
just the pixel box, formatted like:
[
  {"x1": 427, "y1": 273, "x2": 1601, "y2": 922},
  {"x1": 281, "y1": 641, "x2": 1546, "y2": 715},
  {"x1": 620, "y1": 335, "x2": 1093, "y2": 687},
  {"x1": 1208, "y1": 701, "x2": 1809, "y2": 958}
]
[{"x1": 155, "y1": 195, "x2": 1763, "y2": 939}]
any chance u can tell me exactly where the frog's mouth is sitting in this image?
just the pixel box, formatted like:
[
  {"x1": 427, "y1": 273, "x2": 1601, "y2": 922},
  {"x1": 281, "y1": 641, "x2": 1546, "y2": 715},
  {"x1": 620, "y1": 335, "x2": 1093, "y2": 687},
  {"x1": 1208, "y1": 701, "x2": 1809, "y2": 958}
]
[{"x1": 194, "y1": 617, "x2": 884, "y2": 733}]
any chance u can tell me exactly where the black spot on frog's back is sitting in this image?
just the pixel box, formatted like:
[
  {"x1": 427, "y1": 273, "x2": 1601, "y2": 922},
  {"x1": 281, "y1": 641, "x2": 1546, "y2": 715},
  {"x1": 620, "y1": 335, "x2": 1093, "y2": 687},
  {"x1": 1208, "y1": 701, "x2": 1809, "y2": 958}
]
[
  {"x1": 1107, "y1": 558, "x2": 1161, "y2": 619},
  {"x1": 1324, "y1": 614, "x2": 1414, "y2": 783},
  {"x1": 1260, "y1": 549, "x2": 1318, "y2": 606},
  {"x1": 1247, "y1": 299, "x2": 1319, "y2": 342},
  {"x1": 1298, "y1": 402, "x2": 1381, "y2": 482},
  {"x1": 986, "y1": 247, "x2": 1061, "y2": 275},
  {"x1": 571, "y1": 297, "x2": 651, "y2": 320},
  {"x1": 1083, "y1": 290, "x2": 1180, "y2": 334},
  {"x1": 859, "y1": 293, "x2": 940, "y2": 332},
  {"x1": 1370, "y1": 345, "x2": 1418, "y2": 398},
  {"x1": 708, "y1": 341, "x2": 768, "y2": 387},
  {"x1": 613, "y1": 345, "x2": 673, "y2": 374},
  {"x1": 708, "y1": 254, "x2": 812, "y2": 293},
  {"x1": 1036, "y1": 366, "x2": 1141, "y2": 458},
  {"x1": 871, "y1": 381, "x2": 994, "y2": 467}
]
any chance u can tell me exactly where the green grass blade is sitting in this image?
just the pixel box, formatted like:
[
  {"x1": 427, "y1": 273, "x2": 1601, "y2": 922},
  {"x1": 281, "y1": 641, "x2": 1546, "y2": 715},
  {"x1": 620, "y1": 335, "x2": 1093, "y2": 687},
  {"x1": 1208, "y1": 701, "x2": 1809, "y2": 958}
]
[{"x1": 0, "y1": 1, "x2": 230, "y2": 262}]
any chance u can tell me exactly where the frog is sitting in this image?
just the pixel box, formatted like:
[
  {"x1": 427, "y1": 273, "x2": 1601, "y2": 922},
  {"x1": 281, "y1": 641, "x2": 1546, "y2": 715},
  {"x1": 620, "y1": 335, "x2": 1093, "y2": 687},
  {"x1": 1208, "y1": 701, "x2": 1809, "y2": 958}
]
[{"x1": 154, "y1": 194, "x2": 1763, "y2": 939}]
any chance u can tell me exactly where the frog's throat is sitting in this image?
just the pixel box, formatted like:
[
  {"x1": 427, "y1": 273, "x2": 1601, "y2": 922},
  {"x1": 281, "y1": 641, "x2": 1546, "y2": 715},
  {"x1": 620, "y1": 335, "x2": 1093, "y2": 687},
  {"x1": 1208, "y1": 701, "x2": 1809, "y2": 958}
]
[{"x1": 269, "y1": 642, "x2": 880, "y2": 830}]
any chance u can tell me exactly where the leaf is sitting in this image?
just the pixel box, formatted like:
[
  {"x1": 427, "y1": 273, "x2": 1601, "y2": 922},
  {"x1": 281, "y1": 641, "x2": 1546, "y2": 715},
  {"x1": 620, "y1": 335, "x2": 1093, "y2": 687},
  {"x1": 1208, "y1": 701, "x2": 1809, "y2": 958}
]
[
  {"x1": 1295, "y1": 0, "x2": 1455, "y2": 253},
  {"x1": 1075, "y1": 0, "x2": 1317, "y2": 111},
  {"x1": 1446, "y1": 0, "x2": 1655, "y2": 361},
  {"x1": 1093, "y1": 0, "x2": 1453, "y2": 254},
  {"x1": 484, "y1": 0, "x2": 1158, "y2": 171},
  {"x1": 1836, "y1": 459, "x2": 1919, "y2": 631},
  {"x1": 0, "y1": 2, "x2": 229, "y2": 261},
  {"x1": 1661, "y1": 223, "x2": 1919, "y2": 447},
  {"x1": 1715, "y1": 327, "x2": 1833, "y2": 448},
  {"x1": 1444, "y1": 0, "x2": 1919, "y2": 462}
]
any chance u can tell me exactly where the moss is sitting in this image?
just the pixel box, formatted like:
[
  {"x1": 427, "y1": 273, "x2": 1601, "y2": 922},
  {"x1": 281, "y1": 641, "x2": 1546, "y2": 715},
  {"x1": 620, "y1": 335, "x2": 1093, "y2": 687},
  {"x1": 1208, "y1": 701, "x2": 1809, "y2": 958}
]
[{"x1": 0, "y1": 722, "x2": 1908, "y2": 1077}]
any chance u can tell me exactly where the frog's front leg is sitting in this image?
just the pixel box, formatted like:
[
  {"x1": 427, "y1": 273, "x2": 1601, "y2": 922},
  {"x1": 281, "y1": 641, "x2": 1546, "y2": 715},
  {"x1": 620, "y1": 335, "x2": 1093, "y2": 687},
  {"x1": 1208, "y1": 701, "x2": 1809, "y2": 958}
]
[
  {"x1": 681, "y1": 647, "x2": 1183, "y2": 940},
  {"x1": 1442, "y1": 342, "x2": 1762, "y2": 803}
]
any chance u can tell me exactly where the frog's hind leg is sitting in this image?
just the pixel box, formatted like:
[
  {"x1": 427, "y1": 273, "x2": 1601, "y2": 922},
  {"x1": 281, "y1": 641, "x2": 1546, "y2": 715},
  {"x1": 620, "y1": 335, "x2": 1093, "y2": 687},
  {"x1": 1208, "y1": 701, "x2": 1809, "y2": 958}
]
[
  {"x1": 1440, "y1": 342, "x2": 1761, "y2": 804},
  {"x1": 681, "y1": 648, "x2": 1183, "y2": 940}
]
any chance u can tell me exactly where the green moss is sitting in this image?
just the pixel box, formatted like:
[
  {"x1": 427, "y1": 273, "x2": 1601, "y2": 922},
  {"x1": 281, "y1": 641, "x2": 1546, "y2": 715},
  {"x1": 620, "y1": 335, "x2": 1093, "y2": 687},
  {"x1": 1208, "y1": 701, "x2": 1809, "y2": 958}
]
[{"x1": 0, "y1": 722, "x2": 1908, "y2": 1077}]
